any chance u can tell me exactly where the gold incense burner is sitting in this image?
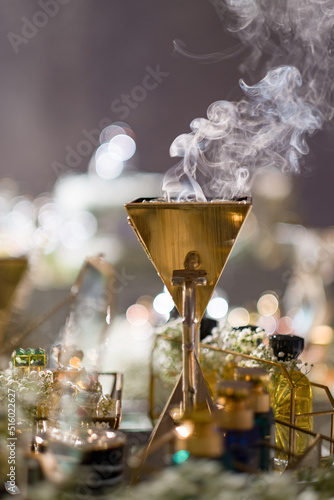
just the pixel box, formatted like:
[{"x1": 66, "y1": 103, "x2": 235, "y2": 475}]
[
  {"x1": 125, "y1": 198, "x2": 251, "y2": 326},
  {"x1": 125, "y1": 197, "x2": 251, "y2": 474}
]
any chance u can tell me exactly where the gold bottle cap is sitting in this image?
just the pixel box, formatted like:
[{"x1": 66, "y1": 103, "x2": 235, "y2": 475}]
[
  {"x1": 216, "y1": 381, "x2": 254, "y2": 430},
  {"x1": 174, "y1": 411, "x2": 223, "y2": 458},
  {"x1": 235, "y1": 367, "x2": 269, "y2": 386},
  {"x1": 235, "y1": 367, "x2": 270, "y2": 413},
  {"x1": 216, "y1": 380, "x2": 252, "y2": 399},
  {"x1": 252, "y1": 391, "x2": 270, "y2": 413}
]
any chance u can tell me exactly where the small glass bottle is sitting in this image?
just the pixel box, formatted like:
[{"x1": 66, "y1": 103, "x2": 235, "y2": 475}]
[
  {"x1": 268, "y1": 334, "x2": 313, "y2": 469},
  {"x1": 235, "y1": 367, "x2": 274, "y2": 471},
  {"x1": 172, "y1": 411, "x2": 224, "y2": 465},
  {"x1": 216, "y1": 380, "x2": 258, "y2": 471}
]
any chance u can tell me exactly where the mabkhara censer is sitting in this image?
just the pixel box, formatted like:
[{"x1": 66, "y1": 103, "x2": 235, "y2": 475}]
[{"x1": 125, "y1": 198, "x2": 252, "y2": 462}]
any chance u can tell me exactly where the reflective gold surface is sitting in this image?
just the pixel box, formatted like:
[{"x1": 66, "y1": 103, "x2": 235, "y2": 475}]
[
  {"x1": 0, "y1": 257, "x2": 28, "y2": 310},
  {"x1": 125, "y1": 200, "x2": 251, "y2": 323},
  {"x1": 0, "y1": 257, "x2": 28, "y2": 346}
]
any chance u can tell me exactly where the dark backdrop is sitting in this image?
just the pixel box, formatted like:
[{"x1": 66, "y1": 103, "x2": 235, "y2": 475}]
[{"x1": 0, "y1": 0, "x2": 333, "y2": 226}]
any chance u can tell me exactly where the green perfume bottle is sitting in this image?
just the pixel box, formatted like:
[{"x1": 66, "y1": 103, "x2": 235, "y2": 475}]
[{"x1": 268, "y1": 334, "x2": 313, "y2": 468}]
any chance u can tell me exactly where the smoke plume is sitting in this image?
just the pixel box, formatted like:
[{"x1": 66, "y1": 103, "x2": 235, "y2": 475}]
[{"x1": 163, "y1": 1, "x2": 334, "y2": 201}]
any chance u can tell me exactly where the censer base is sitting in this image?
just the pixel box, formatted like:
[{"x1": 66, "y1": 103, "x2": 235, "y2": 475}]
[{"x1": 131, "y1": 357, "x2": 215, "y2": 483}]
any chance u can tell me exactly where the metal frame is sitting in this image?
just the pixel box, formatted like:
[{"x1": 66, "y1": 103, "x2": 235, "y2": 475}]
[
  {"x1": 149, "y1": 334, "x2": 334, "y2": 468},
  {"x1": 206, "y1": 345, "x2": 334, "y2": 465}
]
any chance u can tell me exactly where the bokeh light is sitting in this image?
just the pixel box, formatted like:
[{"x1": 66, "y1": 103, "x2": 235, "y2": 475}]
[
  {"x1": 257, "y1": 315, "x2": 277, "y2": 334},
  {"x1": 109, "y1": 134, "x2": 136, "y2": 161},
  {"x1": 99, "y1": 124, "x2": 125, "y2": 144},
  {"x1": 126, "y1": 304, "x2": 149, "y2": 326},
  {"x1": 136, "y1": 295, "x2": 154, "y2": 309},
  {"x1": 100, "y1": 122, "x2": 136, "y2": 144},
  {"x1": 227, "y1": 307, "x2": 250, "y2": 327},
  {"x1": 149, "y1": 310, "x2": 170, "y2": 326},
  {"x1": 207, "y1": 297, "x2": 228, "y2": 319},
  {"x1": 277, "y1": 316, "x2": 294, "y2": 334},
  {"x1": 309, "y1": 325, "x2": 334, "y2": 345},
  {"x1": 253, "y1": 167, "x2": 293, "y2": 200},
  {"x1": 257, "y1": 293, "x2": 279, "y2": 316},
  {"x1": 95, "y1": 144, "x2": 124, "y2": 180},
  {"x1": 95, "y1": 123, "x2": 136, "y2": 179},
  {"x1": 153, "y1": 290, "x2": 174, "y2": 315},
  {"x1": 175, "y1": 422, "x2": 194, "y2": 440}
]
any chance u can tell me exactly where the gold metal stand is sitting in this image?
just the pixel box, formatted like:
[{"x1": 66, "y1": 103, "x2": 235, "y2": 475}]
[
  {"x1": 172, "y1": 251, "x2": 208, "y2": 413},
  {"x1": 137, "y1": 257, "x2": 215, "y2": 481},
  {"x1": 125, "y1": 198, "x2": 252, "y2": 481}
]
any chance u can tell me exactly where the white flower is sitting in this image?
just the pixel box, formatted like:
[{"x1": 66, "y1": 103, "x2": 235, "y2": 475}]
[{"x1": 29, "y1": 370, "x2": 39, "y2": 380}]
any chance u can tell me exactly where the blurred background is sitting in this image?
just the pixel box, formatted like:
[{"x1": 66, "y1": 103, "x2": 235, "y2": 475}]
[{"x1": 1, "y1": 0, "x2": 334, "y2": 405}]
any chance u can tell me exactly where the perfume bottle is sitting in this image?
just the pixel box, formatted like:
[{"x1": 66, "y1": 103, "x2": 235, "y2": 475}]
[
  {"x1": 235, "y1": 367, "x2": 274, "y2": 471},
  {"x1": 216, "y1": 380, "x2": 259, "y2": 471},
  {"x1": 172, "y1": 411, "x2": 223, "y2": 465},
  {"x1": 268, "y1": 334, "x2": 313, "y2": 468}
]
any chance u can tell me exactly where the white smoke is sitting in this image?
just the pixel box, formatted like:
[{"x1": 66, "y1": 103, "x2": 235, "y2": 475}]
[
  {"x1": 163, "y1": 1, "x2": 334, "y2": 201},
  {"x1": 163, "y1": 66, "x2": 323, "y2": 201},
  {"x1": 209, "y1": 0, "x2": 334, "y2": 120}
]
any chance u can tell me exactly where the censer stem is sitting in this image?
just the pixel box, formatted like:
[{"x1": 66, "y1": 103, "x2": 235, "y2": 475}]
[
  {"x1": 172, "y1": 251, "x2": 207, "y2": 414},
  {"x1": 181, "y1": 280, "x2": 197, "y2": 412}
]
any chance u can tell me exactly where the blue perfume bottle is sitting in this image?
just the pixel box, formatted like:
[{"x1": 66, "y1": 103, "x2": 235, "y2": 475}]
[
  {"x1": 235, "y1": 367, "x2": 274, "y2": 471},
  {"x1": 216, "y1": 380, "x2": 259, "y2": 471}
]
